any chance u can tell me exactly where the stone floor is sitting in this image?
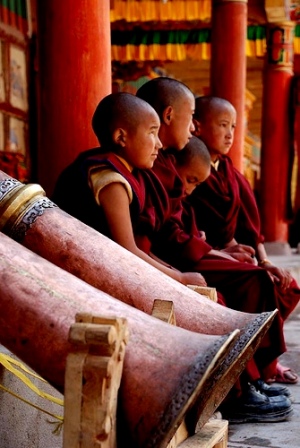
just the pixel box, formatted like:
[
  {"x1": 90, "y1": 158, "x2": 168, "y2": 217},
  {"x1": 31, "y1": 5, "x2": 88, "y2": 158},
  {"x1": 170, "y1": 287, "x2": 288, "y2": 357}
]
[{"x1": 227, "y1": 253, "x2": 300, "y2": 448}]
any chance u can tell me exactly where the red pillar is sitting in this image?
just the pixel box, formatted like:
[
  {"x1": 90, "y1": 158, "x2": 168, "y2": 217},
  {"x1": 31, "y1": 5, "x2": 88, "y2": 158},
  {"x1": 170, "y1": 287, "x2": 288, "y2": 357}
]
[
  {"x1": 36, "y1": 0, "x2": 111, "y2": 196},
  {"x1": 288, "y1": 54, "x2": 300, "y2": 247},
  {"x1": 293, "y1": 55, "x2": 300, "y2": 216},
  {"x1": 210, "y1": 0, "x2": 247, "y2": 172},
  {"x1": 260, "y1": 22, "x2": 294, "y2": 243}
]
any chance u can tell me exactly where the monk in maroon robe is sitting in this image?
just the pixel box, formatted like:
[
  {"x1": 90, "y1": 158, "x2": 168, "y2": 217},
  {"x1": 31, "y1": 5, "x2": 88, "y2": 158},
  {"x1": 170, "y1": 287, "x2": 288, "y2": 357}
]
[{"x1": 188, "y1": 95, "x2": 300, "y2": 383}]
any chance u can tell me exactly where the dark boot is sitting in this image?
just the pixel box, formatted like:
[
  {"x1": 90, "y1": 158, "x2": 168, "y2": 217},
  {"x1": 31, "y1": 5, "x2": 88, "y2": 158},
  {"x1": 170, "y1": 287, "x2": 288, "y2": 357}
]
[
  {"x1": 219, "y1": 383, "x2": 293, "y2": 423},
  {"x1": 252, "y1": 378, "x2": 291, "y2": 397}
]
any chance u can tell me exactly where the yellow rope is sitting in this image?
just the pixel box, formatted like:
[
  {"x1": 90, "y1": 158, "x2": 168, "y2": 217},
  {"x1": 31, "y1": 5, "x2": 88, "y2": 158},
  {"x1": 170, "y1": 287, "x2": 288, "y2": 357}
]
[
  {"x1": 0, "y1": 353, "x2": 64, "y2": 423},
  {"x1": 0, "y1": 354, "x2": 47, "y2": 381},
  {"x1": 0, "y1": 384, "x2": 63, "y2": 421}
]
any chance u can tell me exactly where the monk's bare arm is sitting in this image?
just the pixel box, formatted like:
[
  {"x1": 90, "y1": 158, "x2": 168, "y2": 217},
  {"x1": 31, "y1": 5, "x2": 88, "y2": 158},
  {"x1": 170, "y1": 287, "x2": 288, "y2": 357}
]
[{"x1": 99, "y1": 182, "x2": 207, "y2": 286}]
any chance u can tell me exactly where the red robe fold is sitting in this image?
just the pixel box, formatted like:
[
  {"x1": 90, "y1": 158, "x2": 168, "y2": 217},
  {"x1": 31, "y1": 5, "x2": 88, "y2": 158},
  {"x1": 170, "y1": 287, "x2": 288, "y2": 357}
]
[
  {"x1": 147, "y1": 151, "x2": 213, "y2": 265},
  {"x1": 188, "y1": 155, "x2": 241, "y2": 249},
  {"x1": 187, "y1": 154, "x2": 265, "y2": 250}
]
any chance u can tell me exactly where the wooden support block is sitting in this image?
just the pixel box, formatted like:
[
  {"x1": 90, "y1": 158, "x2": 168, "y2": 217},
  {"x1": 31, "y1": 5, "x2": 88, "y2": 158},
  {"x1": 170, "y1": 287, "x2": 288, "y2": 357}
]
[
  {"x1": 63, "y1": 313, "x2": 128, "y2": 448},
  {"x1": 178, "y1": 419, "x2": 228, "y2": 448},
  {"x1": 151, "y1": 299, "x2": 177, "y2": 325},
  {"x1": 187, "y1": 285, "x2": 218, "y2": 302},
  {"x1": 166, "y1": 420, "x2": 189, "y2": 448}
]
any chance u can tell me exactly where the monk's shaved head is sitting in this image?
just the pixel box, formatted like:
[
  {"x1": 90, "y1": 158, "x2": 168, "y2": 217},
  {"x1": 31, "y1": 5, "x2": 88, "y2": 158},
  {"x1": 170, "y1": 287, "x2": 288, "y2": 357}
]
[
  {"x1": 136, "y1": 77, "x2": 193, "y2": 119},
  {"x1": 136, "y1": 77, "x2": 195, "y2": 151},
  {"x1": 92, "y1": 92, "x2": 157, "y2": 147},
  {"x1": 175, "y1": 136, "x2": 211, "y2": 169},
  {"x1": 194, "y1": 96, "x2": 236, "y2": 122}
]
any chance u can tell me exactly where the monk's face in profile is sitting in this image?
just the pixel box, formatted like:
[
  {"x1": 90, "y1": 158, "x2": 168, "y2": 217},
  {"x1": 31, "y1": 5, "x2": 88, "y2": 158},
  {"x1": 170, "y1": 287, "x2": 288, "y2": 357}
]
[
  {"x1": 194, "y1": 103, "x2": 236, "y2": 161},
  {"x1": 161, "y1": 91, "x2": 195, "y2": 150},
  {"x1": 117, "y1": 107, "x2": 162, "y2": 170},
  {"x1": 176, "y1": 159, "x2": 211, "y2": 196}
]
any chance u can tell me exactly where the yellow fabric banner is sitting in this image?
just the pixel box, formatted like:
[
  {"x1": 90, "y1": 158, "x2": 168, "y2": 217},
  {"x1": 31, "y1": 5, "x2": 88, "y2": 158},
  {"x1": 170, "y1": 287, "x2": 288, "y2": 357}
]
[{"x1": 110, "y1": 0, "x2": 211, "y2": 23}]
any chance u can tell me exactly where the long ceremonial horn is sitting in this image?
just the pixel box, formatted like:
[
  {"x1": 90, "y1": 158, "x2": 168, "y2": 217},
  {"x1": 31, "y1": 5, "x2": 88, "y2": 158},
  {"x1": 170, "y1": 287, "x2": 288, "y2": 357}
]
[
  {"x1": 0, "y1": 173, "x2": 278, "y2": 428},
  {"x1": 0, "y1": 231, "x2": 238, "y2": 448}
]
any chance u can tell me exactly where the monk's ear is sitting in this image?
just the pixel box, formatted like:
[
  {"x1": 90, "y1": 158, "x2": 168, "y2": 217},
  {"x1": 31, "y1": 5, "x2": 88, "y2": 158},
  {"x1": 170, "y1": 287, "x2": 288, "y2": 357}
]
[
  {"x1": 193, "y1": 118, "x2": 202, "y2": 137},
  {"x1": 162, "y1": 106, "x2": 173, "y2": 126},
  {"x1": 112, "y1": 128, "x2": 127, "y2": 147}
]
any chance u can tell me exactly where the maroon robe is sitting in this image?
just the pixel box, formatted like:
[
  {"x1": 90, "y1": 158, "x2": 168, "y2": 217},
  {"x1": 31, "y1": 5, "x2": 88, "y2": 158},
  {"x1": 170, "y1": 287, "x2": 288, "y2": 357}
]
[
  {"x1": 187, "y1": 155, "x2": 241, "y2": 249},
  {"x1": 148, "y1": 151, "x2": 213, "y2": 265},
  {"x1": 52, "y1": 147, "x2": 169, "y2": 245},
  {"x1": 186, "y1": 154, "x2": 264, "y2": 250}
]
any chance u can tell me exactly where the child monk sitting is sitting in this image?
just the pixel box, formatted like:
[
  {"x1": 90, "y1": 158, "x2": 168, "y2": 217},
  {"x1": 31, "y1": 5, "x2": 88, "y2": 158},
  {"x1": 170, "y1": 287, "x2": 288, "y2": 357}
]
[
  {"x1": 189, "y1": 95, "x2": 300, "y2": 385},
  {"x1": 52, "y1": 92, "x2": 206, "y2": 288}
]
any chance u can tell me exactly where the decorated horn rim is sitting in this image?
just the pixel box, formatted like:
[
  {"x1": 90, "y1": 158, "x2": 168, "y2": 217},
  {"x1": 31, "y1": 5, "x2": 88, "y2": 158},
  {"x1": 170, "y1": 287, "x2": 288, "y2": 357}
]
[{"x1": 0, "y1": 178, "x2": 56, "y2": 241}]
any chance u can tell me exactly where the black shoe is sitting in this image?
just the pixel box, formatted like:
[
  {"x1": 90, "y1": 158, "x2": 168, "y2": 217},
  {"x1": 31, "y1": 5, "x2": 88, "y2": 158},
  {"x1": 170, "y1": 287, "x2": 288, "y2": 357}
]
[
  {"x1": 219, "y1": 384, "x2": 293, "y2": 423},
  {"x1": 253, "y1": 378, "x2": 291, "y2": 398}
]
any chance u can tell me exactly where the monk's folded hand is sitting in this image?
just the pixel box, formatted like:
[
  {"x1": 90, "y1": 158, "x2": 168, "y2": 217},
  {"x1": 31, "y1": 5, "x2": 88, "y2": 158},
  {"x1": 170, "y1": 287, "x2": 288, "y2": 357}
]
[
  {"x1": 222, "y1": 243, "x2": 255, "y2": 256},
  {"x1": 263, "y1": 265, "x2": 293, "y2": 290},
  {"x1": 180, "y1": 272, "x2": 207, "y2": 287},
  {"x1": 224, "y1": 251, "x2": 257, "y2": 265},
  {"x1": 221, "y1": 244, "x2": 256, "y2": 264}
]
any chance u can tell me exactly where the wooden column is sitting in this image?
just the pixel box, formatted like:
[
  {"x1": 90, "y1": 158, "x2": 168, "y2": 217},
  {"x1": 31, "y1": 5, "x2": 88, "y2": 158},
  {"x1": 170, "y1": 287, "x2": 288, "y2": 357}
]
[
  {"x1": 260, "y1": 22, "x2": 294, "y2": 244},
  {"x1": 36, "y1": 0, "x2": 111, "y2": 196},
  {"x1": 210, "y1": 0, "x2": 247, "y2": 172}
]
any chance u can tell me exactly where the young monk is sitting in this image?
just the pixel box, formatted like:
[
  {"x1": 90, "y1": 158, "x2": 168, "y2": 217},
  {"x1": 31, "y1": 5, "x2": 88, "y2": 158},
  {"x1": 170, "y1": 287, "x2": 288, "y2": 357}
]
[
  {"x1": 189, "y1": 95, "x2": 300, "y2": 384},
  {"x1": 136, "y1": 77, "x2": 293, "y2": 422},
  {"x1": 52, "y1": 92, "x2": 206, "y2": 288}
]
